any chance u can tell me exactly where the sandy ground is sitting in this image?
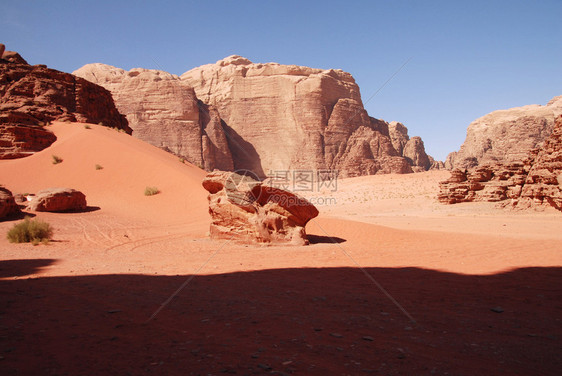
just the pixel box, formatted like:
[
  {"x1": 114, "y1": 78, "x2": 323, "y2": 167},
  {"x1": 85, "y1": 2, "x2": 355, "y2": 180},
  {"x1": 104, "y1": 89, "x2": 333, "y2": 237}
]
[{"x1": 0, "y1": 122, "x2": 560, "y2": 375}]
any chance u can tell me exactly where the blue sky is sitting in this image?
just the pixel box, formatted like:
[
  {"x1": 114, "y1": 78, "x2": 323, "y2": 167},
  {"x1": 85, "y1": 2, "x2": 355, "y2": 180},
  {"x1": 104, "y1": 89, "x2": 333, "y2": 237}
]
[{"x1": 2, "y1": 0, "x2": 561, "y2": 160}]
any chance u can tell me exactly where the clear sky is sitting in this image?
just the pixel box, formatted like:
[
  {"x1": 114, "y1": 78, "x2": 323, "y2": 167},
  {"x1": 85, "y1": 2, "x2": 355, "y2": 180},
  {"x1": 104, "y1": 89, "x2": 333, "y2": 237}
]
[{"x1": 2, "y1": 0, "x2": 561, "y2": 160}]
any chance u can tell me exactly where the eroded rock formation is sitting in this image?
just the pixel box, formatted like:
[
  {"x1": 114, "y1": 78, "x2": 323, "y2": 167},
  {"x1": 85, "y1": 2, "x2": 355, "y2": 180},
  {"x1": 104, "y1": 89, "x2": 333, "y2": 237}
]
[
  {"x1": 0, "y1": 44, "x2": 131, "y2": 159},
  {"x1": 28, "y1": 188, "x2": 87, "y2": 212},
  {"x1": 0, "y1": 124, "x2": 57, "y2": 159},
  {"x1": 75, "y1": 55, "x2": 435, "y2": 177},
  {"x1": 439, "y1": 115, "x2": 562, "y2": 211},
  {"x1": 445, "y1": 96, "x2": 562, "y2": 170},
  {"x1": 202, "y1": 170, "x2": 319, "y2": 245},
  {"x1": 0, "y1": 186, "x2": 19, "y2": 218},
  {"x1": 72, "y1": 64, "x2": 234, "y2": 171},
  {"x1": 182, "y1": 56, "x2": 433, "y2": 177}
]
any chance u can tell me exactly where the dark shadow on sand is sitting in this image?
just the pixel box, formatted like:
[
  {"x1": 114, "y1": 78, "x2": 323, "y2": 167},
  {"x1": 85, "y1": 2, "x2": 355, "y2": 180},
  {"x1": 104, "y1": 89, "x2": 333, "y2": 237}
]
[
  {"x1": 307, "y1": 234, "x2": 347, "y2": 244},
  {"x1": 1, "y1": 265, "x2": 560, "y2": 375},
  {"x1": 1, "y1": 210, "x2": 36, "y2": 221},
  {"x1": 0, "y1": 258, "x2": 57, "y2": 278}
]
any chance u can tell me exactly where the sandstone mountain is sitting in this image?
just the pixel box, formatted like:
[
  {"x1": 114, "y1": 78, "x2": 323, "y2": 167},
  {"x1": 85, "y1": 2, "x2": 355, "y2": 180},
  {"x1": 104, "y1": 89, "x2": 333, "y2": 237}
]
[
  {"x1": 0, "y1": 44, "x2": 131, "y2": 159},
  {"x1": 75, "y1": 55, "x2": 435, "y2": 178},
  {"x1": 445, "y1": 96, "x2": 562, "y2": 170},
  {"x1": 439, "y1": 114, "x2": 562, "y2": 211},
  {"x1": 72, "y1": 64, "x2": 233, "y2": 171},
  {"x1": 181, "y1": 55, "x2": 434, "y2": 177}
]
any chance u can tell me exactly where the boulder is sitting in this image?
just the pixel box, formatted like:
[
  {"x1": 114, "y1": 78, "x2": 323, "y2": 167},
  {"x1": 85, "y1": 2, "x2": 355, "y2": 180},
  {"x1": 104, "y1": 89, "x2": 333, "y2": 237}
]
[
  {"x1": 202, "y1": 171, "x2": 319, "y2": 245},
  {"x1": 445, "y1": 96, "x2": 562, "y2": 169},
  {"x1": 0, "y1": 186, "x2": 20, "y2": 218},
  {"x1": 28, "y1": 188, "x2": 87, "y2": 212}
]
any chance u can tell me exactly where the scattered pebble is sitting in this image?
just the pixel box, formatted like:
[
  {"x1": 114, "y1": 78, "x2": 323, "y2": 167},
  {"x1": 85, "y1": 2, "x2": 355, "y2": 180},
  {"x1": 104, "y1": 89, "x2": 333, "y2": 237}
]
[
  {"x1": 330, "y1": 333, "x2": 343, "y2": 338},
  {"x1": 362, "y1": 336, "x2": 374, "y2": 341},
  {"x1": 490, "y1": 307, "x2": 504, "y2": 313}
]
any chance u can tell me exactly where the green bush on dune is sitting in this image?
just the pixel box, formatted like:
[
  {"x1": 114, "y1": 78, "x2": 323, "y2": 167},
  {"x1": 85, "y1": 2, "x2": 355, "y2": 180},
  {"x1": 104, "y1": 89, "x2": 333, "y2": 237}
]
[
  {"x1": 144, "y1": 186, "x2": 160, "y2": 196},
  {"x1": 7, "y1": 217, "x2": 53, "y2": 245}
]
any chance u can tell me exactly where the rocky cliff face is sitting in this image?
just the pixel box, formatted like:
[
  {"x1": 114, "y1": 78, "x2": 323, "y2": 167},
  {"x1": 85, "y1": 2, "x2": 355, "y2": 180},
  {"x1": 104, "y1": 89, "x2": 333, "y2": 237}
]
[
  {"x1": 181, "y1": 55, "x2": 433, "y2": 177},
  {"x1": 72, "y1": 64, "x2": 233, "y2": 171},
  {"x1": 75, "y1": 55, "x2": 434, "y2": 177},
  {"x1": 445, "y1": 96, "x2": 562, "y2": 170},
  {"x1": 519, "y1": 114, "x2": 562, "y2": 209},
  {"x1": 0, "y1": 44, "x2": 131, "y2": 159},
  {"x1": 438, "y1": 115, "x2": 562, "y2": 211}
]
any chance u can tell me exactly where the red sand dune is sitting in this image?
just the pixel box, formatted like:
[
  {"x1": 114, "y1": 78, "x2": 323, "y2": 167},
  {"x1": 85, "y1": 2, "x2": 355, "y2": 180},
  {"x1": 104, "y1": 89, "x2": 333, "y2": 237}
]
[{"x1": 0, "y1": 122, "x2": 561, "y2": 375}]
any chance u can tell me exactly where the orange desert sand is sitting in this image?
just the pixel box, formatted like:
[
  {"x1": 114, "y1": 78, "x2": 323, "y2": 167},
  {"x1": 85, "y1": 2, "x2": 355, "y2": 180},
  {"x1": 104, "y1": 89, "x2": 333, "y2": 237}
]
[{"x1": 1, "y1": 122, "x2": 561, "y2": 375}]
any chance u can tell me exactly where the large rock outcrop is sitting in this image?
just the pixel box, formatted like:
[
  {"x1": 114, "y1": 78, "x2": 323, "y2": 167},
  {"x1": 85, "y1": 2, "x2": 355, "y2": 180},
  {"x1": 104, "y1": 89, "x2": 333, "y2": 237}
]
[
  {"x1": 438, "y1": 115, "x2": 562, "y2": 211},
  {"x1": 202, "y1": 170, "x2": 319, "y2": 245},
  {"x1": 72, "y1": 64, "x2": 234, "y2": 171},
  {"x1": 74, "y1": 55, "x2": 435, "y2": 177},
  {"x1": 519, "y1": 114, "x2": 562, "y2": 209},
  {"x1": 0, "y1": 44, "x2": 131, "y2": 159},
  {"x1": 181, "y1": 55, "x2": 432, "y2": 177},
  {"x1": 445, "y1": 96, "x2": 562, "y2": 170}
]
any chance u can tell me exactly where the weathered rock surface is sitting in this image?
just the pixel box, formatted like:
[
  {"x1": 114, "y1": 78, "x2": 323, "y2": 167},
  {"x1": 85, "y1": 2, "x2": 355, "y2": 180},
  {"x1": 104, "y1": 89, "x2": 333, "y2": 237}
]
[
  {"x1": 0, "y1": 124, "x2": 57, "y2": 159},
  {"x1": 519, "y1": 114, "x2": 562, "y2": 210},
  {"x1": 0, "y1": 186, "x2": 20, "y2": 218},
  {"x1": 74, "y1": 55, "x2": 436, "y2": 177},
  {"x1": 0, "y1": 44, "x2": 131, "y2": 159},
  {"x1": 28, "y1": 188, "x2": 87, "y2": 212},
  {"x1": 202, "y1": 170, "x2": 319, "y2": 245},
  {"x1": 439, "y1": 115, "x2": 562, "y2": 211},
  {"x1": 72, "y1": 64, "x2": 234, "y2": 171},
  {"x1": 181, "y1": 55, "x2": 433, "y2": 177},
  {"x1": 388, "y1": 121, "x2": 435, "y2": 171},
  {"x1": 445, "y1": 96, "x2": 562, "y2": 169}
]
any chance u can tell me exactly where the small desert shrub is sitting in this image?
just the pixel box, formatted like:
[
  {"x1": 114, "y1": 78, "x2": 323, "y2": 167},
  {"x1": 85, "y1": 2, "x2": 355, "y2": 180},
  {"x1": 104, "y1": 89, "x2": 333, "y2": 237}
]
[
  {"x1": 179, "y1": 157, "x2": 186, "y2": 163},
  {"x1": 7, "y1": 217, "x2": 53, "y2": 244},
  {"x1": 52, "y1": 155, "x2": 63, "y2": 164},
  {"x1": 98, "y1": 122, "x2": 105, "y2": 127},
  {"x1": 84, "y1": 124, "x2": 91, "y2": 129},
  {"x1": 144, "y1": 186, "x2": 160, "y2": 196},
  {"x1": 95, "y1": 164, "x2": 103, "y2": 170}
]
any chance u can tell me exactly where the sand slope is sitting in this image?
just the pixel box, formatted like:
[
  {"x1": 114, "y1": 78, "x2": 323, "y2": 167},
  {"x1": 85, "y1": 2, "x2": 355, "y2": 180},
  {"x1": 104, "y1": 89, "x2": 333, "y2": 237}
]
[{"x1": 0, "y1": 122, "x2": 209, "y2": 226}]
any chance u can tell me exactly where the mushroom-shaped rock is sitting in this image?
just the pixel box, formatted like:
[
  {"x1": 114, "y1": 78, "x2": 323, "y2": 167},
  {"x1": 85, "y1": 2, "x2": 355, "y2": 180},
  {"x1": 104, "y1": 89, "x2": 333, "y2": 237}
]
[
  {"x1": 28, "y1": 188, "x2": 87, "y2": 212},
  {"x1": 202, "y1": 171, "x2": 319, "y2": 245}
]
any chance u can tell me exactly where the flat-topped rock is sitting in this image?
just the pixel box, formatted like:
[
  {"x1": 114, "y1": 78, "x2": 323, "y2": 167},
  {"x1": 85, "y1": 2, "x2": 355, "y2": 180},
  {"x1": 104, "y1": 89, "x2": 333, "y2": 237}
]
[
  {"x1": 28, "y1": 188, "x2": 87, "y2": 212},
  {"x1": 446, "y1": 96, "x2": 562, "y2": 169}
]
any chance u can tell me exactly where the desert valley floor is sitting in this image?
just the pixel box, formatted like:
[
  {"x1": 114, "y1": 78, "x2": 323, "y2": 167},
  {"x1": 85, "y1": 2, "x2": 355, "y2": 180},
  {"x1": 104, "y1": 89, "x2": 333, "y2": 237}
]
[{"x1": 1, "y1": 123, "x2": 561, "y2": 375}]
